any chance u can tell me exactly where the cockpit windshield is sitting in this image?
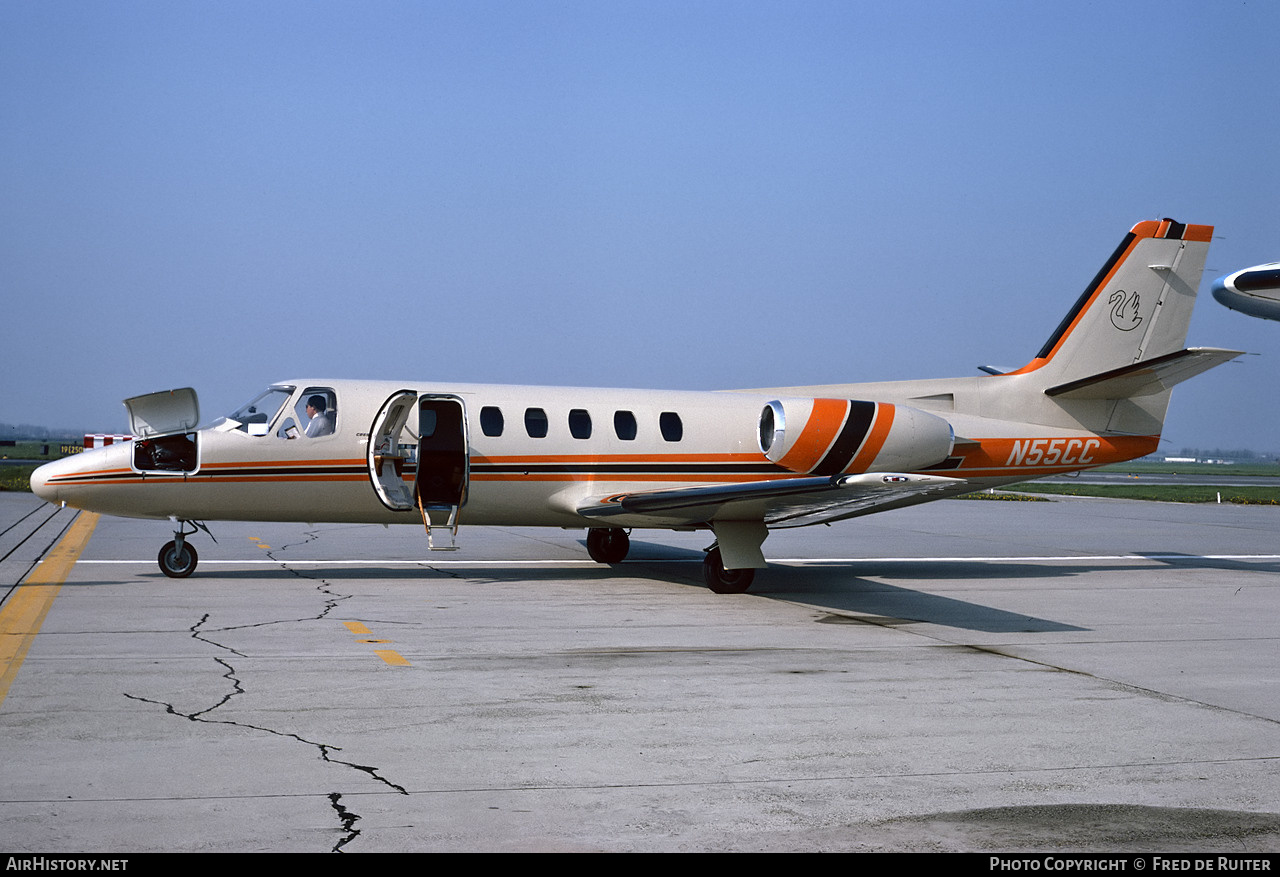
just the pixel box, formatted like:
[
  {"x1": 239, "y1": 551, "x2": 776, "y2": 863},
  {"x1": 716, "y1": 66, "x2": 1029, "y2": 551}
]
[{"x1": 222, "y1": 387, "x2": 295, "y2": 435}]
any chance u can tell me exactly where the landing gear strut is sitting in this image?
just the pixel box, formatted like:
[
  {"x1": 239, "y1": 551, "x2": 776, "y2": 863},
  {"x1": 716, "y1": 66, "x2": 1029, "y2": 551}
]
[
  {"x1": 586, "y1": 527, "x2": 630, "y2": 564},
  {"x1": 703, "y1": 546, "x2": 755, "y2": 594}
]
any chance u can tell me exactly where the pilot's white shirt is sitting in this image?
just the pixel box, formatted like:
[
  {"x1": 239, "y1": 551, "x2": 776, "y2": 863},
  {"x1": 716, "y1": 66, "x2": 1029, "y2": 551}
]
[{"x1": 305, "y1": 411, "x2": 335, "y2": 437}]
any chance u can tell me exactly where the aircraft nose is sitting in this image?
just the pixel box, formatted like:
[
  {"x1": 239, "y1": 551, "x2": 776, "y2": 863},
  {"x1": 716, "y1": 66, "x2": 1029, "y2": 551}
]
[{"x1": 30, "y1": 460, "x2": 62, "y2": 504}]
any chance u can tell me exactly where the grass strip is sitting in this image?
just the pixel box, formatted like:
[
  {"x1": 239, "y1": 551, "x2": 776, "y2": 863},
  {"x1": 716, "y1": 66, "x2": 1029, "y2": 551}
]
[{"x1": 1006, "y1": 483, "x2": 1280, "y2": 504}]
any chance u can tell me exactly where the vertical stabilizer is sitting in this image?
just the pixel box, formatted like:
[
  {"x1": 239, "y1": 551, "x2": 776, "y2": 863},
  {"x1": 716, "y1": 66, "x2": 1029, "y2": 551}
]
[
  {"x1": 981, "y1": 220, "x2": 1227, "y2": 436},
  {"x1": 1010, "y1": 219, "x2": 1213, "y2": 386}
]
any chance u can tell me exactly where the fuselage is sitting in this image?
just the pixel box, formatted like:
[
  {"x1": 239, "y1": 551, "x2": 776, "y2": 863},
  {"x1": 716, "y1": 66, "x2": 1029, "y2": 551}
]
[{"x1": 31, "y1": 377, "x2": 1156, "y2": 531}]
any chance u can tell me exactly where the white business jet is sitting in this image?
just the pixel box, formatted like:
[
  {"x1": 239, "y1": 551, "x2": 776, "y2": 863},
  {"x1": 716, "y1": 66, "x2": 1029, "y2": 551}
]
[{"x1": 31, "y1": 219, "x2": 1242, "y2": 592}]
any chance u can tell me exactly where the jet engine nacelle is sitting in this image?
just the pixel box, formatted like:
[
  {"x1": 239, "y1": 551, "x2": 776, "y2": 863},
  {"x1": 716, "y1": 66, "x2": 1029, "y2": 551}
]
[
  {"x1": 1212, "y1": 262, "x2": 1280, "y2": 322},
  {"x1": 758, "y1": 398, "x2": 954, "y2": 475}
]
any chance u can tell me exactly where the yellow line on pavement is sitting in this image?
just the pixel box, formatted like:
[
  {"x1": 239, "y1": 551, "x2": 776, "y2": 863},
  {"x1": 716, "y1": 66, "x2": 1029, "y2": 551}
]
[
  {"x1": 375, "y1": 650, "x2": 410, "y2": 666},
  {"x1": 0, "y1": 512, "x2": 100, "y2": 708}
]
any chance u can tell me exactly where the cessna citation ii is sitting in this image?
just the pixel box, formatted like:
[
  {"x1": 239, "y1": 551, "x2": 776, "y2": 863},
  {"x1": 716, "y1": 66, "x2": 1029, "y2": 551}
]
[{"x1": 31, "y1": 219, "x2": 1242, "y2": 593}]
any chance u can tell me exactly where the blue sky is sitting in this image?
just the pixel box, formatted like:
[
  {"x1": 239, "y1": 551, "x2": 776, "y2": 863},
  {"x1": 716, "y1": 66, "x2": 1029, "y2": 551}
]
[{"x1": 3, "y1": 1, "x2": 1278, "y2": 452}]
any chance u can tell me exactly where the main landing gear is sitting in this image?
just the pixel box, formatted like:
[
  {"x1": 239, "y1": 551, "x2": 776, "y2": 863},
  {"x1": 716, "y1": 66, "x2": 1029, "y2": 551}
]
[
  {"x1": 702, "y1": 546, "x2": 755, "y2": 594},
  {"x1": 586, "y1": 527, "x2": 630, "y2": 564},
  {"x1": 157, "y1": 520, "x2": 212, "y2": 578},
  {"x1": 586, "y1": 527, "x2": 758, "y2": 593}
]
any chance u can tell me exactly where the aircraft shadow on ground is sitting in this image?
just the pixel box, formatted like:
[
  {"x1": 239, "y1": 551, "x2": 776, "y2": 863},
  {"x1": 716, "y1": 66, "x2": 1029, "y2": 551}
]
[
  {"x1": 87, "y1": 561, "x2": 1074, "y2": 634},
  {"x1": 757, "y1": 572, "x2": 1088, "y2": 634},
  {"x1": 748, "y1": 553, "x2": 1280, "y2": 632},
  {"x1": 70, "y1": 541, "x2": 1279, "y2": 635}
]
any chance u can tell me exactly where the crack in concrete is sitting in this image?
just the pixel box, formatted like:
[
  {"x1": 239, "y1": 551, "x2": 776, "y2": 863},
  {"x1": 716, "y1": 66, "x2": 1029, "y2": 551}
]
[
  {"x1": 190, "y1": 612, "x2": 246, "y2": 657},
  {"x1": 189, "y1": 656, "x2": 241, "y2": 719},
  {"x1": 422, "y1": 563, "x2": 464, "y2": 579},
  {"x1": 122, "y1": 689, "x2": 411, "y2": 796},
  {"x1": 328, "y1": 792, "x2": 361, "y2": 852},
  {"x1": 121, "y1": 560, "x2": 409, "y2": 852},
  {"x1": 265, "y1": 546, "x2": 351, "y2": 621},
  {"x1": 274, "y1": 527, "x2": 322, "y2": 553}
]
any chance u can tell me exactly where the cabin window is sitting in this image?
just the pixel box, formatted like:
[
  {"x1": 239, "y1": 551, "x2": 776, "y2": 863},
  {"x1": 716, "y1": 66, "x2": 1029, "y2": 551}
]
[
  {"x1": 660, "y1": 411, "x2": 683, "y2": 442},
  {"x1": 569, "y1": 409, "x2": 592, "y2": 439},
  {"x1": 480, "y1": 406, "x2": 504, "y2": 437},
  {"x1": 614, "y1": 410, "x2": 637, "y2": 441},
  {"x1": 524, "y1": 407, "x2": 548, "y2": 438}
]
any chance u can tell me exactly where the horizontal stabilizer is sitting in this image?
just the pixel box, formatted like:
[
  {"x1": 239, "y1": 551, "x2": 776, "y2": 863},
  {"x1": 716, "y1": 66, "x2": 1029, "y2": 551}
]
[
  {"x1": 578, "y1": 472, "x2": 964, "y2": 529},
  {"x1": 1043, "y1": 347, "x2": 1243, "y2": 400}
]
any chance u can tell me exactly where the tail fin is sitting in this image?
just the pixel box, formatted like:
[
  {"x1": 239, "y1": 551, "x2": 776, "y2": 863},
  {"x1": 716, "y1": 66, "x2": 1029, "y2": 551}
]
[
  {"x1": 1011, "y1": 219, "x2": 1214, "y2": 383},
  {"x1": 998, "y1": 220, "x2": 1241, "y2": 435}
]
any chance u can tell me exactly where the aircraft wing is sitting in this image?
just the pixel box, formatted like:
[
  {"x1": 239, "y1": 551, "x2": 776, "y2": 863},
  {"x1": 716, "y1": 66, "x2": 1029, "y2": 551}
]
[{"x1": 577, "y1": 472, "x2": 966, "y2": 529}]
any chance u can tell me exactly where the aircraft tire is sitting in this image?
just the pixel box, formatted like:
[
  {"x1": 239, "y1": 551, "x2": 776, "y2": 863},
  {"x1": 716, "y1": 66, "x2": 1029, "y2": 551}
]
[
  {"x1": 586, "y1": 527, "x2": 629, "y2": 564},
  {"x1": 703, "y1": 547, "x2": 754, "y2": 594},
  {"x1": 158, "y1": 540, "x2": 198, "y2": 578}
]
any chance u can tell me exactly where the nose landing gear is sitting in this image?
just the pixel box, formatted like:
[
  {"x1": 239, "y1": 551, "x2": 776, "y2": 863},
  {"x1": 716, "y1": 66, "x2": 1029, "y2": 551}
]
[
  {"x1": 158, "y1": 538, "x2": 198, "y2": 578},
  {"x1": 157, "y1": 519, "x2": 214, "y2": 578}
]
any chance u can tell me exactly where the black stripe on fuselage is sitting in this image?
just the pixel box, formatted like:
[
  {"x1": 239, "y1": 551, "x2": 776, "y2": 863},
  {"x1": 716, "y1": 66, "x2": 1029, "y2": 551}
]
[
  {"x1": 49, "y1": 472, "x2": 143, "y2": 485},
  {"x1": 472, "y1": 462, "x2": 786, "y2": 475}
]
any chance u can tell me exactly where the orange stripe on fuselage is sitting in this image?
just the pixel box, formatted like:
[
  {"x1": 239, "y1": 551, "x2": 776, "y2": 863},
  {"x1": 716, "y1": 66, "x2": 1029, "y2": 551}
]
[
  {"x1": 47, "y1": 466, "x2": 134, "y2": 483},
  {"x1": 201, "y1": 475, "x2": 368, "y2": 484},
  {"x1": 776, "y1": 399, "x2": 849, "y2": 473},
  {"x1": 44, "y1": 435, "x2": 1158, "y2": 495},
  {"x1": 200, "y1": 458, "x2": 365, "y2": 470},
  {"x1": 472, "y1": 453, "x2": 768, "y2": 465}
]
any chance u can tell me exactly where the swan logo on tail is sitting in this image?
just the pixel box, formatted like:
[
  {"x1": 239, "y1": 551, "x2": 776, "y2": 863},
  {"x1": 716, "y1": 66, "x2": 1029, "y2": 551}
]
[{"x1": 1108, "y1": 289, "x2": 1142, "y2": 331}]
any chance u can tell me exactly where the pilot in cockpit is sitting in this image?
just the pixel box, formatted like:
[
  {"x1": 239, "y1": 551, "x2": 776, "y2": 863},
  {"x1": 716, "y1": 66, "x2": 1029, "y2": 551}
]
[{"x1": 304, "y1": 395, "x2": 335, "y2": 438}]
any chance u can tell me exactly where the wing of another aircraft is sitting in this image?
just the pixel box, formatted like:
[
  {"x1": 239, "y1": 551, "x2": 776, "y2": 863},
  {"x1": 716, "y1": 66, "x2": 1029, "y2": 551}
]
[{"x1": 577, "y1": 471, "x2": 965, "y2": 529}]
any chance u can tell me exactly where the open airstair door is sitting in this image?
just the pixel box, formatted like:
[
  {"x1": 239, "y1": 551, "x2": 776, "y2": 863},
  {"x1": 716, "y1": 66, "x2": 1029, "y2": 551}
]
[
  {"x1": 414, "y1": 395, "x2": 469, "y2": 549},
  {"x1": 368, "y1": 390, "x2": 418, "y2": 512}
]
